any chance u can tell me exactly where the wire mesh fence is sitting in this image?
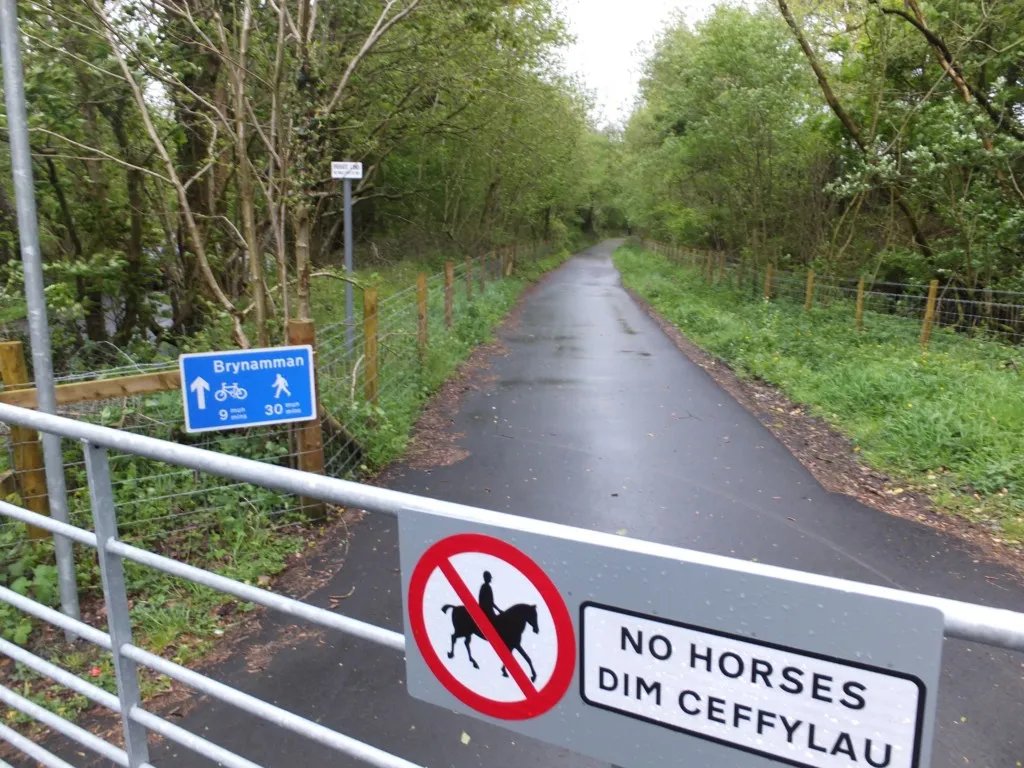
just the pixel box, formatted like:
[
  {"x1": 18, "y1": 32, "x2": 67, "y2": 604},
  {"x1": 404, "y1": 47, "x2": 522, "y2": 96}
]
[
  {"x1": 0, "y1": 244, "x2": 556, "y2": 572},
  {"x1": 642, "y1": 240, "x2": 1024, "y2": 347}
]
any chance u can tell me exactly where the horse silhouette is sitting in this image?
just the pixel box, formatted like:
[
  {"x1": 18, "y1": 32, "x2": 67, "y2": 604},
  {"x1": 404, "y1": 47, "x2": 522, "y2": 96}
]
[{"x1": 442, "y1": 603, "x2": 540, "y2": 682}]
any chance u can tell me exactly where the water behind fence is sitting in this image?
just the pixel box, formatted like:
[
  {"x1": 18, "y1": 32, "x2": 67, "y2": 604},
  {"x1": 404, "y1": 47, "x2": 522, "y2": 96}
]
[
  {"x1": 0, "y1": 245, "x2": 551, "y2": 566},
  {"x1": 643, "y1": 240, "x2": 1024, "y2": 347}
]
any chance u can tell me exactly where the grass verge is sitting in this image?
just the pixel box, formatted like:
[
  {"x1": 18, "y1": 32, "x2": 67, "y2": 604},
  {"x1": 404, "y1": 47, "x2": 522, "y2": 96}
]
[{"x1": 614, "y1": 243, "x2": 1024, "y2": 545}]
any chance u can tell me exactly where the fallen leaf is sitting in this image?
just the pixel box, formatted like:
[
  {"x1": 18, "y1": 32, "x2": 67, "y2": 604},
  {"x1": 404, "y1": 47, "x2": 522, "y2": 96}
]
[
  {"x1": 460, "y1": 731, "x2": 471, "y2": 745},
  {"x1": 616, "y1": 529, "x2": 628, "y2": 536},
  {"x1": 89, "y1": 667, "x2": 101, "y2": 677}
]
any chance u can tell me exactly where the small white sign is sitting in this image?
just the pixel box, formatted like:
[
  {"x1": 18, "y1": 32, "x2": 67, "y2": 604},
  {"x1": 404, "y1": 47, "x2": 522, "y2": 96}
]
[
  {"x1": 331, "y1": 161, "x2": 363, "y2": 180},
  {"x1": 581, "y1": 603, "x2": 924, "y2": 768}
]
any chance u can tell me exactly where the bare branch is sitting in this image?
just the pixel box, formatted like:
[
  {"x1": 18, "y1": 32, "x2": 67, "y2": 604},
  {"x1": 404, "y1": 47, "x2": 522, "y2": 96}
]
[
  {"x1": 307, "y1": 270, "x2": 366, "y2": 289},
  {"x1": 29, "y1": 128, "x2": 172, "y2": 184}
]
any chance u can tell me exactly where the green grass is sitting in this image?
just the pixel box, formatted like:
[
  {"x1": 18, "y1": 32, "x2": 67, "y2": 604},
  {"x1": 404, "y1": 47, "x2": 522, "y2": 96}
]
[{"x1": 614, "y1": 243, "x2": 1024, "y2": 544}]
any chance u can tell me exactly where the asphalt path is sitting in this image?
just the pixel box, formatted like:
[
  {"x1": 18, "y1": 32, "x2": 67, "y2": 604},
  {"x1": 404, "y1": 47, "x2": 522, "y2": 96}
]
[{"x1": 137, "y1": 240, "x2": 1023, "y2": 768}]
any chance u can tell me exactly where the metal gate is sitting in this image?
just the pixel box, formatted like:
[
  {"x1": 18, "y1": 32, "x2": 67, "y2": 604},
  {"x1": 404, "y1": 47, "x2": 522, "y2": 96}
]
[{"x1": 1, "y1": 401, "x2": 1023, "y2": 768}]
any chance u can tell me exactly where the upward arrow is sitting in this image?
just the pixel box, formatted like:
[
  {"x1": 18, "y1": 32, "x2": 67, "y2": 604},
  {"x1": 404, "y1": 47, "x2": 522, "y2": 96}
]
[{"x1": 190, "y1": 376, "x2": 210, "y2": 410}]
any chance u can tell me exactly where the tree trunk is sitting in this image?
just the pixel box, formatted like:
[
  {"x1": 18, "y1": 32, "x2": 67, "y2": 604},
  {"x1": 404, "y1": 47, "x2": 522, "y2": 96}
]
[
  {"x1": 233, "y1": 1, "x2": 267, "y2": 346},
  {"x1": 295, "y1": 204, "x2": 312, "y2": 320},
  {"x1": 117, "y1": 164, "x2": 145, "y2": 345},
  {"x1": 102, "y1": 106, "x2": 146, "y2": 346}
]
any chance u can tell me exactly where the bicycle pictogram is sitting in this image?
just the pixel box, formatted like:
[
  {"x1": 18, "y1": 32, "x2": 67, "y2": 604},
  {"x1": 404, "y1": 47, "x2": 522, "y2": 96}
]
[{"x1": 214, "y1": 382, "x2": 248, "y2": 402}]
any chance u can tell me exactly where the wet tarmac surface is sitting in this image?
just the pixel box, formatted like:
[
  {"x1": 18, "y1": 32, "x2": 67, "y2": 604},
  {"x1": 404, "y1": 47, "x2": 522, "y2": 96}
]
[{"x1": 132, "y1": 241, "x2": 1024, "y2": 767}]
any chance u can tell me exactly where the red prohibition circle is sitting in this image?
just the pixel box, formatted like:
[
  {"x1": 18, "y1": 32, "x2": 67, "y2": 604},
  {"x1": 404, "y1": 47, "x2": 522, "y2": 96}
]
[{"x1": 407, "y1": 533, "x2": 576, "y2": 720}]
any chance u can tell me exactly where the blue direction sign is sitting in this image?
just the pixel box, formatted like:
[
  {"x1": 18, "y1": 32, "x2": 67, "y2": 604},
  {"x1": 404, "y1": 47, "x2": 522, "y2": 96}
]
[{"x1": 179, "y1": 346, "x2": 316, "y2": 433}]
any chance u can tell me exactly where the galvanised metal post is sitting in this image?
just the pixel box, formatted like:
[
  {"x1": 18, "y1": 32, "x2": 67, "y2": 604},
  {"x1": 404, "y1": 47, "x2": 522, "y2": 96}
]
[
  {"x1": 344, "y1": 177, "x2": 354, "y2": 353},
  {"x1": 84, "y1": 443, "x2": 150, "y2": 766},
  {"x1": 0, "y1": 0, "x2": 79, "y2": 625}
]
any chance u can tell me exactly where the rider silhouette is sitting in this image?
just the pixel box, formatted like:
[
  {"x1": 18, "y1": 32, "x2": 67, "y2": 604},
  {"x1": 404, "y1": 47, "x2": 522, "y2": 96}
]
[{"x1": 478, "y1": 571, "x2": 503, "y2": 625}]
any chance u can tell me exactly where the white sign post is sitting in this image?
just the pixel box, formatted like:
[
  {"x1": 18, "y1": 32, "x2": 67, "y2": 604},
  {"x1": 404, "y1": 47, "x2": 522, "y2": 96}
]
[
  {"x1": 330, "y1": 161, "x2": 363, "y2": 180},
  {"x1": 331, "y1": 161, "x2": 363, "y2": 350}
]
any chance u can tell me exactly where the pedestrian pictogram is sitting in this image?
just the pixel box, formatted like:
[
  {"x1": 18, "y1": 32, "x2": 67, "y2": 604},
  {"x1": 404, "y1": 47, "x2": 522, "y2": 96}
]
[
  {"x1": 272, "y1": 373, "x2": 291, "y2": 399},
  {"x1": 407, "y1": 533, "x2": 575, "y2": 720}
]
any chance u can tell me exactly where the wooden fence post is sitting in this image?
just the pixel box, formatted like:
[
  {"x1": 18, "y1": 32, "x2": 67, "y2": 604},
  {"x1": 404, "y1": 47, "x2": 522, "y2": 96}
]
[
  {"x1": 0, "y1": 341, "x2": 49, "y2": 538},
  {"x1": 856, "y1": 276, "x2": 865, "y2": 330},
  {"x1": 804, "y1": 270, "x2": 815, "y2": 312},
  {"x1": 364, "y1": 289, "x2": 379, "y2": 402},
  {"x1": 286, "y1": 321, "x2": 326, "y2": 517},
  {"x1": 417, "y1": 272, "x2": 428, "y2": 362},
  {"x1": 444, "y1": 261, "x2": 454, "y2": 329},
  {"x1": 764, "y1": 263, "x2": 774, "y2": 300},
  {"x1": 465, "y1": 257, "x2": 473, "y2": 301},
  {"x1": 920, "y1": 279, "x2": 939, "y2": 347}
]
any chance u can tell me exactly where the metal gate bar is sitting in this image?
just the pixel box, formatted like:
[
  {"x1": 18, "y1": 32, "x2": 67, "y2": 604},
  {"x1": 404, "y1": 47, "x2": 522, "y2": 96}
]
[
  {"x1": 0, "y1": 683, "x2": 139, "y2": 766},
  {"x1": 106, "y1": 540, "x2": 406, "y2": 651},
  {"x1": 1, "y1": 400, "x2": 1023, "y2": 768},
  {"x1": 0, "y1": 638, "x2": 263, "y2": 768},
  {"x1": 2, "y1": 401, "x2": 1022, "y2": 653},
  {"x1": 0, "y1": 445, "x2": 422, "y2": 768},
  {"x1": 0, "y1": 721, "x2": 76, "y2": 768},
  {"x1": 122, "y1": 645, "x2": 420, "y2": 768},
  {"x1": 0, "y1": 584, "x2": 111, "y2": 647}
]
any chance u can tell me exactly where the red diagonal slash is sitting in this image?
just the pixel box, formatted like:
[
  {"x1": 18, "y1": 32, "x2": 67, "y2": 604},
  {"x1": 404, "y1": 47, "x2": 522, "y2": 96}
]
[{"x1": 437, "y1": 559, "x2": 538, "y2": 697}]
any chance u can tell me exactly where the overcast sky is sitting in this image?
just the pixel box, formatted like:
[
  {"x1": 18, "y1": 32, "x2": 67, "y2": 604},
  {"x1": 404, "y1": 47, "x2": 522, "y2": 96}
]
[{"x1": 559, "y1": 0, "x2": 719, "y2": 126}]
